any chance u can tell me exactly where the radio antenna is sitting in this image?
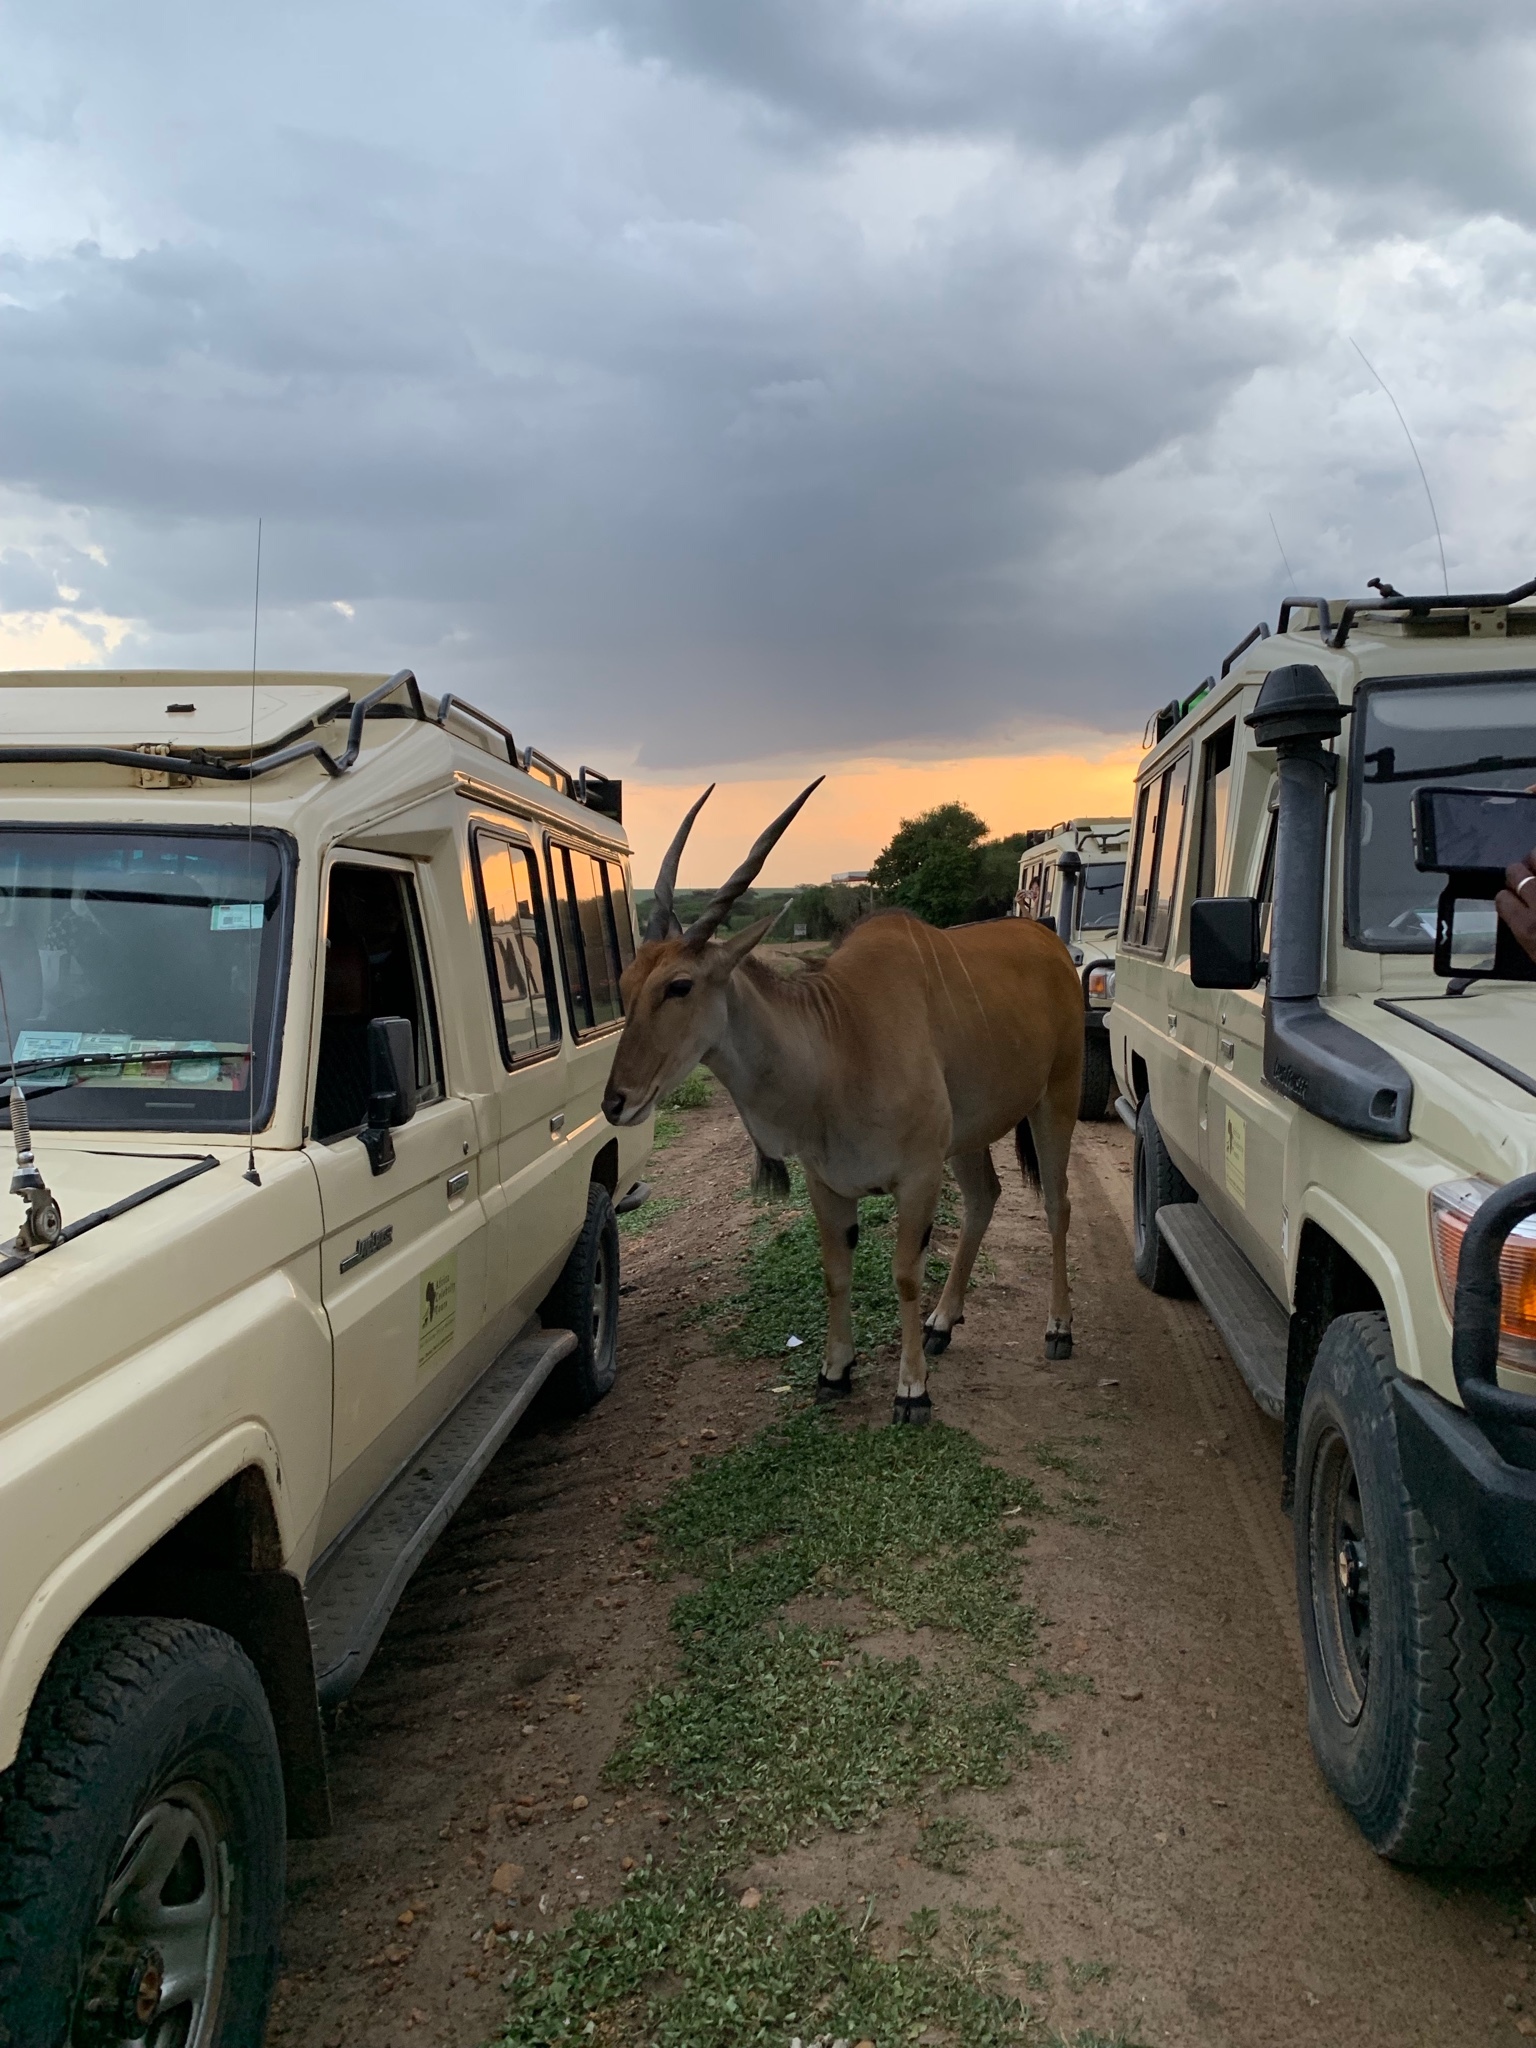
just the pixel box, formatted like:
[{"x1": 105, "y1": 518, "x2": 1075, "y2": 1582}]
[
  {"x1": 1350, "y1": 337, "x2": 1449, "y2": 597},
  {"x1": 243, "y1": 520, "x2": 263, "y2": 1187},
  {"x1": 1267, "y1": 511, "x2": 1297, "y2": 589}
]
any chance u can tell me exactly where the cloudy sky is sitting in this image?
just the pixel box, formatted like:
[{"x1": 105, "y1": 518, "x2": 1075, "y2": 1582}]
[{"x1": 3, "y1": 1, "x2": 1535, "y2": 879}]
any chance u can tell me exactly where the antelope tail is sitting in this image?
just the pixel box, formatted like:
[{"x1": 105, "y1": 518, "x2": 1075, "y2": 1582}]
[
  {"x1": 752, "y1": 1147, "x2": 792, "y2": 1199},
  {"x1": 1014, "y1": 1118, "x2": 1042, "y2": 1193}
]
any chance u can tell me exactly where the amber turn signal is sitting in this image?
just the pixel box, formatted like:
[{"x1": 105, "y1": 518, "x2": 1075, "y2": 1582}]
[{"x1": 1429, "y1": 1178, "x2": 1536, "y2": 1370}]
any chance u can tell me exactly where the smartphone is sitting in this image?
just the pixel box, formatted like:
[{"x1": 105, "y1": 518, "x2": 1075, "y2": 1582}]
[{"x1": 1414, "y1": 784, "x2": 1536, "y2": 875}]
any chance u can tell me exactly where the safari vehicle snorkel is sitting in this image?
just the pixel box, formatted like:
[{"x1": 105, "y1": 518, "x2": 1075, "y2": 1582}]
[{"x1": 1189, "y1": 661, "x2": 1413, "y2": 1140}]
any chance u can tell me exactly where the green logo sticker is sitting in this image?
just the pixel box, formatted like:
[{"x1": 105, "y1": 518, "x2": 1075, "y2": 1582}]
[{"x1": 419, "y1": 1253, "x2": 458, "y2": 1369}]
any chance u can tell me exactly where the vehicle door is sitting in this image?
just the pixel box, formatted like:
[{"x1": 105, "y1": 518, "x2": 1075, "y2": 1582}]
[
  {"x1": 467, "y1": 823, "x2": 582, "y2": 1333},
  {"x1": 306, "y1": 852, "x2": 488, "y2": 1538},
  {"x1": 1122, "y1": 747, "x2": 1198, "y2": 1183},
  {"x1": 545, "y1": 837, "x2": 635, "y2": 1155},
  {"x1": 1203, "y1": 773, "x2": 1291, "y2": 1294}
]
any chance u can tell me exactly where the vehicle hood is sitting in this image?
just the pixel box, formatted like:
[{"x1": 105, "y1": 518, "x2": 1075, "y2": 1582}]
[
  {"x1": 0, "y1": 1141, "x2": 323, "y2": 1429},
  {"x1": 1343, "y1": 984, "x2": 1536, "y2": 1170}
]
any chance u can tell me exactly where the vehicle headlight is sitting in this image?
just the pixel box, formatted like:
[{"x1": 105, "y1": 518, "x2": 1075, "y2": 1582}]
[
  {"x1": 1429, "y1": 1178, "x2": 1536, "y2": 1368},
  {"x1": 1085, "y1": 965, "x2": 1115, "y2": 1007}
]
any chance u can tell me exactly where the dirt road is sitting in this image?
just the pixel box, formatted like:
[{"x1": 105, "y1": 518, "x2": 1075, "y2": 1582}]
[{"x1": 266, "y1": 1094, "x2": 1536, "y2": 2048}]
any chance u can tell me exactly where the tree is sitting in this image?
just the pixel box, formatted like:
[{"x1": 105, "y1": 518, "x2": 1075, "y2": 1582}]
[
  {"x1": 786, "y1": 882, "x2": 866, "y2": 941},
  {"x1": 869, "y1": 804, "x2": 1050, "y2": 928}
]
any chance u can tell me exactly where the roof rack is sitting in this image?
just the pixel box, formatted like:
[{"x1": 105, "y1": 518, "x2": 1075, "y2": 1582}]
[
  {"x1": 0, "y1": 669, "x2": 430, "y2": 783},
  {"x1": 1144, "y1": 620, "x2": 1273, "y2": 747},
  {"x1": 0, "y1": 669, "x2": 624, "y2": 820},
  {"x1": 1278, "y1": 573, "x2": 1536, "y2": 651}
]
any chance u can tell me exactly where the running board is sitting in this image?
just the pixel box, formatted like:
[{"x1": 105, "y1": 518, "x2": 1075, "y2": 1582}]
[
  {"x1": 306, "y1": 1323, "x2": 577, "y2": 1704},
  {"x1": 1155, "y1": 1204, "x2": 1288, "y2": 1420}
]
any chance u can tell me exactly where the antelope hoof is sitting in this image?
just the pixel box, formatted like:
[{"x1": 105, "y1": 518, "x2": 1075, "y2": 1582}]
[
  {"x1": 891, "y1": 1391, "x2": 933, "y2": 1427},
  {"x1": 1044, "y1": 1331, "x2": 1073, "y2": 1360},
  {"x1": 922, "y1": 1325, "x2": 952, "y2": 1358},
  {"x1": 815, "y1": 1364, "x2": 853, "y2": 1402}
]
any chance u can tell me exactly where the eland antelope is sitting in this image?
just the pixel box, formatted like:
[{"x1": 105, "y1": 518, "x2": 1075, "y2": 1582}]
[{"x1": 602, "y1": 783, "x2": 1085, "y2": 1422}]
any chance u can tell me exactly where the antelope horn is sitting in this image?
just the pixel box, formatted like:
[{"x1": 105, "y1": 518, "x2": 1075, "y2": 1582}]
[
  {"x1": 646, "y1": 784, "x2": 715, "y2": 940},
  {"x1": 682, "y1": 777, "x2": 825, "y2": 945}
]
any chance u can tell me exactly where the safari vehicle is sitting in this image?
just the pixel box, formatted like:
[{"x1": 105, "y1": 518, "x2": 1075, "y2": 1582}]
[
  {"x1": 1014, "y1": 818, "x2": 1129, "y2": 1118},
  {"x1": 1112, "y1": 582, "x2": 1536, "y2": 1866},
  {"x1": 0, "y1": 668, "x2": 650, "y2": 2043}
]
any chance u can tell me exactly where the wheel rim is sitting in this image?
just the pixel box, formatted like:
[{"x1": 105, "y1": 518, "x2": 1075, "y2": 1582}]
[
  {"x1": 1307, "y1": 1424, "x2": 1371, "y2": 1726},
  {"x1": 77, "y1": 1780, "x2": 229, "y2": 2048}
]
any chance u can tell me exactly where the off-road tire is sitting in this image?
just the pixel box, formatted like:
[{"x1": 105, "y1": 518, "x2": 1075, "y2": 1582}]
[
  {"x1": 1296, "y1": 1312, "x2": 1536, "y2": 1866},
  {"x1": 0, "y1": 1615, "x2": 285, "y2": 2047},
  {"x1": 1077, "y1": 1035, "x2": 1114, "y2": 1121},
  {"x1": 540, "y1": 1181, "x2": 621, "y2": 1413},
  {"x1": 1131, "y1": 1096, "x2": 1194, "y2": 1296}
]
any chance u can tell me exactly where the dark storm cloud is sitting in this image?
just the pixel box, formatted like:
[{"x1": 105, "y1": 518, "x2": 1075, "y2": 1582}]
[{"x1": 1, "y1": 0, "x2": 1533, "y2": 765}]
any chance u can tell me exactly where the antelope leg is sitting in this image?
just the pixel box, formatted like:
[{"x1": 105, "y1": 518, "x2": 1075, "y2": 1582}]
[
  {"x1": 1026, "y1": 1076, "x2": 1077, "y2": 1360},
  {"x1": 893, "y1": 1169, "x2": 944, "y2": 1407},
  {"x1": 804, "y1": 1166, "x2": 859, "y2": 1388},
  {"x1": 923, "y1": 1146, "x2": 1000, "y2": 1354}
]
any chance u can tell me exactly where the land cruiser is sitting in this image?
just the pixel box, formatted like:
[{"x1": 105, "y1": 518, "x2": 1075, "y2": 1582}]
[
  {"x1": 1113, "y1": 584, "x2": 1536, "y2": 1866},
  {"x1": 1015, "y1": 818, "x2": 1129, "y2": 1118},
  {"x1": 0, "y1": 668, "x2": 651, "y2": 2043}
]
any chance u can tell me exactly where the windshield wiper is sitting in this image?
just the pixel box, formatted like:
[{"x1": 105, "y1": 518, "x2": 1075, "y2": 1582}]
[{"x1": 1363, "y1": 747, "x2": 1536, "y2": 784}]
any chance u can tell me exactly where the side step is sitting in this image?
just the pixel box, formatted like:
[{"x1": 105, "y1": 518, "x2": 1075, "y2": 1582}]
[
  {"x1": 306, "y1": 1323, "x2": 577, "y2": 1705},
  {"x1": 1155, "y1": 1204, "x2": 1287, "y2": 1420}
]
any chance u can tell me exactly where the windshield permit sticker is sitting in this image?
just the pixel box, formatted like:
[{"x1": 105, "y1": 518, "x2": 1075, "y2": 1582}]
[
  {"x1": 419, "y1": 1253, "x2": 458, "y2": 1370},
  {"x1": 1224, "y1": 1106, "x2": 1247, "y2": 1208},
  {"x1": 211, "y1": 902, "x2": 264, "y2": 932}
]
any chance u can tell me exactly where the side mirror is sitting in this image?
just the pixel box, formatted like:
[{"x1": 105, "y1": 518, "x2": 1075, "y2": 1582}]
[
  {"x1": 1056, "y1": 848, "x2": 1082, "y2": 943},
  {"x1": 1189, "y1": 898, "x2": 1265, "y2": 990},
  {"x1": 361, "y1": 1015, "x2": 417, "y2": 1174}
]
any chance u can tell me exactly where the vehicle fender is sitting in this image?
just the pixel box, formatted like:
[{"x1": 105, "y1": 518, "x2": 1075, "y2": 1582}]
[
  {"x1": 0, "y1": 1424, "x2": 290, "y2": 1776},
  {"x1": 1293, "y1": 1185, "x2": 1421, "y2": 1381}
]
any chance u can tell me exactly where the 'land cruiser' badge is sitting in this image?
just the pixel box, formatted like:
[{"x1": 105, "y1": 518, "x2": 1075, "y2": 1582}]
[
  {"x1": 1224, "y1": 1106, "x2": 1247, "y2": 1207},
  {"x1": 419, "y1": 1253, "x2": 458, "y2": 1369}
]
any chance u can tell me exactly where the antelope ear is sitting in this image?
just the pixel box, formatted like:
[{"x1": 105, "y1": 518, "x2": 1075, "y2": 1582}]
[{"x1": 706, "y1": 912, "x2": 779, "y2": 974}]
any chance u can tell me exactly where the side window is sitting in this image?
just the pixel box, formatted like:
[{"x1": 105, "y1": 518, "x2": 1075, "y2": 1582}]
[
  {"x1": 1039, "y1": 865, "x2": 1055, "y2": 920},
  {"x1": 472, "y1": 833, "x2": 560, "y2": 1065},
  {"x1": 548, "y1": 843, "x2": 626, "y2": 1033},
  {"x1": 1125, "y1": 780, "x2": 1157, "y2": 944},
  {"x1": 1146, "y1": 752, "x2": 1191, "y2": 954},
  {"x1": 312, "y1": 863, "x2": 443, "y2": 1143},
  {"x1": 1255, "y1": 802, "x2": 1279, "y2": 958},
  {"x1": 1124, "y1": 752, "x2": 1192, "y2": 954},
  {"x1": 1196, "y1": 724, "x2": 1235, "y2": 899},
  {"x1": 604, "y1": 858, "x2": 637, "y2": 970}
]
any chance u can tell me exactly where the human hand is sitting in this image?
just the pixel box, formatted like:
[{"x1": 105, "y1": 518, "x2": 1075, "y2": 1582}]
[{"x1": 1496, "y1": 850, "x2": 1536, "y2": 966}]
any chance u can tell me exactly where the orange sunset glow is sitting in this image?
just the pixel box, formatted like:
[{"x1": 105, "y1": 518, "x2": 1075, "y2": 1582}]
[{"x1": 622, "y1": 739, "x2": 1146, "y2": 889}]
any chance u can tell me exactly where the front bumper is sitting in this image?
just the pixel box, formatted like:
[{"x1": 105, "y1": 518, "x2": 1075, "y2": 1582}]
[{"x1": 1393, "y1": 1377, "x2": 1536, "y2": 1591}]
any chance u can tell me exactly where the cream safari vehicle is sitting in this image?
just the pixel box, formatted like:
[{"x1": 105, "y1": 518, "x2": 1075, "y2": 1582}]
[
  {"x1": 0, "y1": 669, "x2": 651, "y2": 2043},
  {"x1": 1014, "y1": 818, "x2": 1129, "y2": 1119},
  {"x1": 1112, "y1": 582, "x2": 1536, "y2": 1866}
]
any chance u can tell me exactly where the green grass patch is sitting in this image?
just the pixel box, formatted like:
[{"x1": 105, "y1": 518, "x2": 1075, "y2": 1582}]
[
  {"x1": 611, "y1": 1414, "x2": 1043, "y2": 1850},
  {"x1": 661, "y1": 1067, "x2": 715, "y2": 1111},
  {"x1": 496, "y1": 1864, "x2": 1036, "y2": 2047},
  {"x1": 617, "y1": 1193, "x2": 684, "y2": 1239}
]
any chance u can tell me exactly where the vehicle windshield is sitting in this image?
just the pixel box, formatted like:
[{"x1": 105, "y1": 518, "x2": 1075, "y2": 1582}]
[
  {"x1": 0, "y1": 829, "x2": 289, "y2": 1129},
  {"x1": 1078, "y1": 861, "x2": 1124, "y2": 929},
  {"x1": 1349, "y1": 677, "x2": 1536, "y2": 951}
]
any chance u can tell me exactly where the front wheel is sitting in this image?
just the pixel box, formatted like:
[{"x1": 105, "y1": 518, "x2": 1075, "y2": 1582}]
[
  {"x1": 1131, "y1": 1096, "x2": 1193, "y2": 1295},
  {"x1": 541, "y1": 1181, "x2": 621, "y2": 1413},
  {"x1": 0, "y1": 1615, "x2": 285, "y2": 2046},
  {"x1": 1296, "y1": 1312, "x2": 1536, "y2": 1865}
]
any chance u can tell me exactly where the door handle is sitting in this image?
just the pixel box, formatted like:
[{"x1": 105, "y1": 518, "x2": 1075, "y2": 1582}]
[
  {"x1": 549, "y1": 1112, "x2": 565, "y2": 1136},
  {"x1": 1167, "y1": 1013, "x2": 1178, "y2": 1038},
  {"x1": 1220, "y1": 1036, "x2": 1236, "y2": 1065},
  {"x1": 446, "y1": 1169, "x2": 469, "y2": 1199}
]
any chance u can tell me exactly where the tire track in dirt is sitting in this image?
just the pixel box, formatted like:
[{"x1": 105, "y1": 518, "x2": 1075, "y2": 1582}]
[{"x1": 1074, "y1": 1129, "x2": 1301, "y2": 1672}]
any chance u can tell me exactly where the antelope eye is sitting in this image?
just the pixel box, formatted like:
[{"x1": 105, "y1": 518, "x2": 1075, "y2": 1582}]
[{"x1": 664, "y1": 978, "x2": 693, "y2": 1000}]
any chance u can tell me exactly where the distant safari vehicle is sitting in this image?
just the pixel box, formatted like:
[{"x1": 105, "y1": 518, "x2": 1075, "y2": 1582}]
[{"x1": 1014, "y1": 819, "x2": 1130, "y2": 1119}]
